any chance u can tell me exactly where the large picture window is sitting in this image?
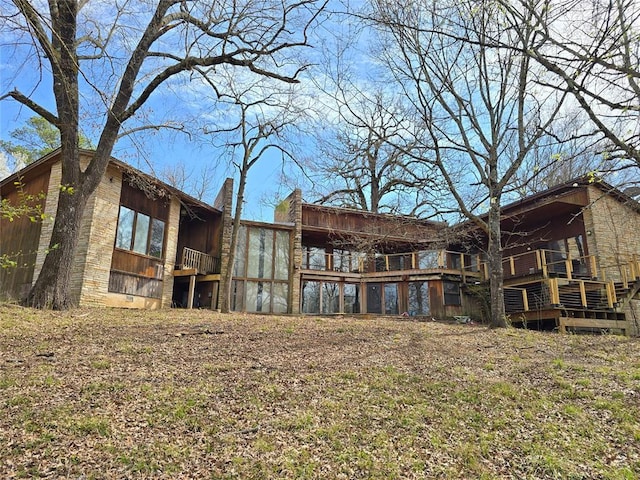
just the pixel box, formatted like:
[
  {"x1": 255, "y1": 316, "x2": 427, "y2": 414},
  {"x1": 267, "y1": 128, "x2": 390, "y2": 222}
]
[
  {"x1": 115, "y1": 206, "x2": 165, "y2": 259},
  {"x1": 231, "y1": 226, "x2": 291, "y2": 313}
]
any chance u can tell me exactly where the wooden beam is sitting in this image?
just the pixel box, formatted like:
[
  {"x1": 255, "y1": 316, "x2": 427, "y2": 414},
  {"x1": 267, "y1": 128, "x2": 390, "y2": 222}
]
[
  {"x1": 559, "y1": 317, "x2": 627, "y2": 334},
  {"x1": 174, "y1": 268, "x2": 198, "y2": 277},
  {"x1": 521, "y1": 289, "x2": 529, "y2": 312},
  {"x1": 549, "y1": 278, "x2": 560, "y2": 305}
]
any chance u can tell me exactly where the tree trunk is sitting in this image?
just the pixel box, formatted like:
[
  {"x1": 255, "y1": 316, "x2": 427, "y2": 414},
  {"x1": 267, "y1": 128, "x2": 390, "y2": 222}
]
[
  {"x1": 487, "y1": 197, "x2": 507, "y2": 328},
  {"x1": 26, "y1": 181, "x2": 88, "y2": 309}
]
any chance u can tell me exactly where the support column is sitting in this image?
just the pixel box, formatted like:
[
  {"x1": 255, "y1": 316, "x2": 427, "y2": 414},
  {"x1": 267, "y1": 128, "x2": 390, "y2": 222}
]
[{"x1": 187, "y1": 275, "x2": 196, "y2": 309}]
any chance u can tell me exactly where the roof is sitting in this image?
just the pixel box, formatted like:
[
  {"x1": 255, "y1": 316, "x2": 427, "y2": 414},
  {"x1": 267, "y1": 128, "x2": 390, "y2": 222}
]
[
  {"x1": 302, "y1": 201, "x2": 447, "y2": 228},
  {"x1": 498, "y1": 175, "x2": 640, "y2": 219},
  {"x1": 0, "y1": 148, "x2": 222, "y2": 216}
]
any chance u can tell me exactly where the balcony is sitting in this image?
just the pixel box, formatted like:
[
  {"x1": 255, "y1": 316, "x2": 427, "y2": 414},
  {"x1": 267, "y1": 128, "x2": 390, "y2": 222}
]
[
  {"x1": 177, "y1": 247, "x2": 220, "y2": 275},
  {"x1": 500, "y1": 249, "x2": 598, "y2": 281},
  {"x1": 302, "y1": 249, "x2": 483, "y2": 280}
]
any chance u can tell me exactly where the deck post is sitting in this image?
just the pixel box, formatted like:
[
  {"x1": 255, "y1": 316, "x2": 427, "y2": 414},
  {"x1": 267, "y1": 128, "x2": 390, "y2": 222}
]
[
  {"x1": 606, "y1": 281, "x2": 616, "y2": 308},
  {"x1": 187, "y1": 275, "x2": 196, "y2": 309},
  {"x1": 590, "y1": 256, "x2": 598, "y2": 279},
  {"x1": 521, "y1": 288, "x2": 529, "y2": 312},
  {"x1": 549, "y1": 278, "x2": 560, "y2": 305},
  {"x1": 579, "y1": 281, "x2": 587, "y2": 307}
]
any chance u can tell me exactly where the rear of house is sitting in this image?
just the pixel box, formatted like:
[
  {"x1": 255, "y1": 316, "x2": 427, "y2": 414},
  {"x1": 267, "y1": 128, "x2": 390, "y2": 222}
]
[{"x1": 2, "y1": 151, "x2": 640, "y2": 335}]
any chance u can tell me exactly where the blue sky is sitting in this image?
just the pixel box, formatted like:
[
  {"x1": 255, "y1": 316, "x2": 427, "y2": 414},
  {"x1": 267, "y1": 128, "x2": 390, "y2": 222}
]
[
  {"x1": 0, "y1": 1, "x2": 340, "y2": 223},
  {"x1": 0, "y1": 56, "x2": 303, "y2": 223}
]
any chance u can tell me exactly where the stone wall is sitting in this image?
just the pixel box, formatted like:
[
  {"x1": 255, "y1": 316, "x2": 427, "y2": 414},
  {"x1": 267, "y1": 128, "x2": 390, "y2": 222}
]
[
  {"x1": 161, "y1": 196, "x2": 181, "y2": 308},
  {"x1": 583, "y1": 185, "x2": 640, "y2": 282},
  {"x1": 33, "y1": 160, "x2": 62, "y2": 284},
  {"x1": 74, "y1": 163, "x2": 122, "y2": 306},
  {"x1": 217, "y1": 178, "x2": 234, "y2": 311},
  {"x1": 288, "y1": 189, "x2": 303, "y2": 314}
]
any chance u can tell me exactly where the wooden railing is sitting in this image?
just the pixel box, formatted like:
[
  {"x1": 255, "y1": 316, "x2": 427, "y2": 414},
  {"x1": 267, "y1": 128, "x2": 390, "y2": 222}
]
[
  {"x1": 181, "y1": 247, "x2": 220, "y2": 274},
  {"x1": 600, "y1": 256, "x2": 640, "y2": 289},
  {"x1": 499, "y1": 249, "x2": 597, "y2": 281},
  {"x1": 305, "y1": 249, "x2": 483, "y2": 278},
  {"x1": 504, "y1": 278, "x2": 616, "y2": 313}
]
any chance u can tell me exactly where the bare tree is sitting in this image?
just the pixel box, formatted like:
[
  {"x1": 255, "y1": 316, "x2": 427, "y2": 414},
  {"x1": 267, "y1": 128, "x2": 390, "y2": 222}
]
[
  {"x1": 0, "y1": 0, "x2": 324, "y2": 309},
  {"x1": 373, "y1": 0, "x2": 568, "y2": 327},
  {"x1": 307, "y1": 89, "x2": 439, "y2": 216},
  {"x1": 496, "y1": 0, "x2": 640, "y2": 165},
  {"x1": 509, "y1": 108, "x2": 606, "y2": 197},
  {"x1": 198, "y1": 74, "x2": 307, "y2": 313},
  {"x1": 159, "y1": 161, "x2": 220, "y2": 203}
]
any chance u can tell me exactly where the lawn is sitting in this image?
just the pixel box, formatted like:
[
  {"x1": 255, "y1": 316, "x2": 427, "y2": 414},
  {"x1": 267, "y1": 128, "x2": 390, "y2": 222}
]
[{"x1": 1, "y1": 304, "x2": 639, "y2": 479}]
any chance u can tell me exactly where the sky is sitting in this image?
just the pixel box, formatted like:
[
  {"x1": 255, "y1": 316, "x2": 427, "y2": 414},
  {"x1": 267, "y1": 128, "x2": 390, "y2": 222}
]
[
  {"x1": 0, "y1": 61, "x2": 303, "y2": 223},
  {"x1": 3, "y1": 0, "x2": 634, "y2": 225},
  {"x1": 0, "y1": 0, "x2": 348, "y2": 223}
]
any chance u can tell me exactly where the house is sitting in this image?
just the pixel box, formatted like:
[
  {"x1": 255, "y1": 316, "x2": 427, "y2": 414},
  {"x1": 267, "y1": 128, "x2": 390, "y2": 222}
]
[
  {"x1": 0, "y1": 149, "x2": 230, "y2": 309},
  {"x1": 2, "y1": 150, "x2": 639, "y2": 335}
]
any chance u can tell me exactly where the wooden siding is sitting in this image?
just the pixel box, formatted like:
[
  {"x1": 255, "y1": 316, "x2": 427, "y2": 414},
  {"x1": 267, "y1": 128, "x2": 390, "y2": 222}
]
[
  {"x1": 108, "y1": 271, "x2": 163, "y2": 299},
  {"x1": 0, "y1": 169, "x2": 50, "y2": 300},
  {"x1": 120, "y1": 177, "x2": 170, "y2": 221},
  {"x1": 301, "y1": 206, "x2": 444, "y2": 247},
  {"x1": 111, "y1": 249, "x2": 164, "y2": 279},
  {"x1": 176, "y1": 208, "x2": 222, "y2": 260},
  {"x1": 502, "y1": 206, "x2": 587, "y2": 257}
]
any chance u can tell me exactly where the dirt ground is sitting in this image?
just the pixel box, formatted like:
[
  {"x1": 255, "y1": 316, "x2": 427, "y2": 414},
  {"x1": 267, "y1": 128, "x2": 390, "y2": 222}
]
[{"x1": 1, "y1": 305, "x2": 639, "y2": 479}]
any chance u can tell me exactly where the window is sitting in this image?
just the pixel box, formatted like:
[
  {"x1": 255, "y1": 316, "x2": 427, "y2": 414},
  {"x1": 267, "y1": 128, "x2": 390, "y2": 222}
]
[
  {"x1": 385, "y1": 283, "x2": 399, "y2": 314},
  {"x1": 444, "y1": 281, "x2": 461, "y2": 305},
  {"x1": 409, "y1": 281, "x2": 430, "y2": 316},
  {"x1": 274, "y1": 230, "x2": 289, "y2": 280},
  {"x1": 233, "y1": 225, "x2": 247, "y2": 277},
  {"x1": 302, "y1": 281, "x2": 321, "y2": 313},
  {"x1": 344, "y1": 284, "x2": 360, "y2": 313},
  {"x1": 115, "y1": 207, "x2": 134, "y2": 250},
  {"x1": 115, "y1": 206, "x2": 165, "y2": 258},
  {"x1": 231, "y1": 226, "x2": 291, "y2": 313},
  {"x1": 322, "y1": 282, "x2": 340, "y2": 313},
  {"x1": 303, "y1": 247, "x2": 326, "y2": 270}
]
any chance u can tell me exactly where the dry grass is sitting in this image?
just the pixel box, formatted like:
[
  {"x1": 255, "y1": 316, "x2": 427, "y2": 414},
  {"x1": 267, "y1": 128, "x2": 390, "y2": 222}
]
[{"x1": 1, "y1": 304, "x2": 639, "y2": 479}]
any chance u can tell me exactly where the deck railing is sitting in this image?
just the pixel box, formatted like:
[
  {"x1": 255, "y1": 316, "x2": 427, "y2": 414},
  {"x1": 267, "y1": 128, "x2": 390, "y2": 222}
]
[
  {"x1": 504, "y1": 278, "x2": 615, "y2": 313},
  {"x1": 181, "y1": 247, "x2": 220, "y2": 274},
  {"x1": 306, "y1": 249, "x2": 483, "y2": 278},
  {"x1": 500, "y1": 249, "x2": 597, "y2": 281},
  {"x1": 600, "y1": 256, "x2": 640, "y2": 289}
]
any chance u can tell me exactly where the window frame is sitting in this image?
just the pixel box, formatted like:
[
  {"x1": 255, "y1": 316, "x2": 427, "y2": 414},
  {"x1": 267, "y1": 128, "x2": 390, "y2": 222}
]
[{"x1": 115, "y1": 205, "x2": 166, "y2": 259}]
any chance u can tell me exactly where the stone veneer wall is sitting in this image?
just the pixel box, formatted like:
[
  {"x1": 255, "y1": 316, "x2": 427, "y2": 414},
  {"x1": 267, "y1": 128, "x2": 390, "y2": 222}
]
[
  {"x1": 33, "y1": 161, "x2": 62, "y2": 284},
  {"x1": 625, "y1": 299, "x2": 640, "y2": 337},
  {"x1": 161, "y1": 196, "x2": 181, "y2": 308},
  {"x1": 583, "y1": 185, "x2": 640, "y2": 283},
  {"x1": 288, "y1": 189, "x2": 303, "y2": 314},
  {"x1": 73, "y1": 163, "x2": 122, "y2": 306},
  {"x1": 217, "y1": 178, "x2": 234, "y2": 311}
]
